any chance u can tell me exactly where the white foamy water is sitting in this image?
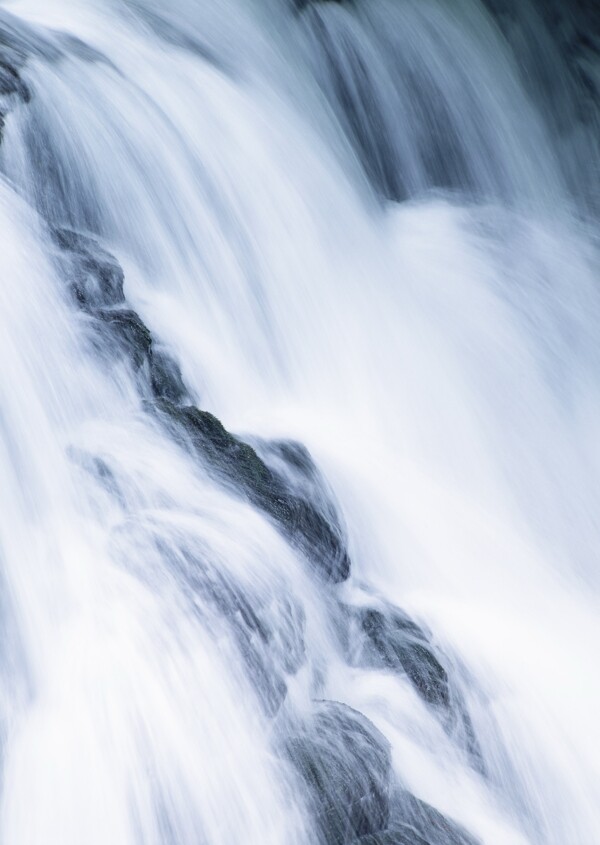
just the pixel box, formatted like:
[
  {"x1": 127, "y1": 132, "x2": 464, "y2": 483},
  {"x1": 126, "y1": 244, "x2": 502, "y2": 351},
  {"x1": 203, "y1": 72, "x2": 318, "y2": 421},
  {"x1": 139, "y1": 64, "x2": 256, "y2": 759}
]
[{"x1": 0, "y1": 0, "x2": 599, "y2": 843}]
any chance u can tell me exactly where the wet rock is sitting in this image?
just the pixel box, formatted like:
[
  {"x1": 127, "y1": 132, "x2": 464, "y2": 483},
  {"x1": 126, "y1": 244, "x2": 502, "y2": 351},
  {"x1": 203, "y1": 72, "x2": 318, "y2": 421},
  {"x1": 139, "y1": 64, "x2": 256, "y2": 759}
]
[
  {"x1": 52, "y1": 228, "x2": 125, "y2": 310},
  {"x1": 341, "y1": 604, "x2": 484, "y2": 773},
  {"x1": 285, "y1": 701, "x2": 391, "y2": 844},
  {"x1": 355, "y1": 828, "x2": 429, "y2": 845},
  {"x1": 53, "y1": 231, "x2": 190, "y2": 404},
  {"x1": 52, "y1": 229, "x2": 347, "y2": 587},
  {"x1": 387, "y1": 793, "x2": 480, "y2": 845},
  {"x1": 171, "y1": 551, "x2": 298, "y2": 718},
  {"x1": 155, "y1": 402, "x2": 351, "y2": 582},
  {"x1": 148, "y1": 346, "x2": 188, "y2": 405},
  {"x1": 240, "y1": 436, "x2": 351, "y2": 583},
  {"x1": 236, "y1": 632, "x2": 288, "y2": 718},
  {"x1": 95, "y1": 308, "x2": 152, "y2": 369},
  {"x1": 360, "y1": 608, "x2": 450, "y2": 711},
  {"x1": 262, "y1": 439, "x2": 319, "y2": 482},
  {"x1": 254, "y1": 438, "x2": 343, "y2": 530},
  {"x1": 52, "y1": 230, "x2": 348, "y2": 586},
  {"x1": 291, "y1": 496, "x2": 350, "y2": 581},
  {"x1": 0, "y1": 60, "x2": 29, "y2": 101},
  {"x1": 270, "y1": 593, "x2": 306, "y2": 675},
  {"x1": 355, "y1": 792, "x2": 480, "y2": 844}
]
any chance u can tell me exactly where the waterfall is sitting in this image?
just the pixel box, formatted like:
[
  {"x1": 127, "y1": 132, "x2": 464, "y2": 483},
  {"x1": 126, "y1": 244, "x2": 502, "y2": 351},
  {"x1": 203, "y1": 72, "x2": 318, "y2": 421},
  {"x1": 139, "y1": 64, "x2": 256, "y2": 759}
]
[{"x1": 0, "y1": 0, "x2": 598, "y2": 843}]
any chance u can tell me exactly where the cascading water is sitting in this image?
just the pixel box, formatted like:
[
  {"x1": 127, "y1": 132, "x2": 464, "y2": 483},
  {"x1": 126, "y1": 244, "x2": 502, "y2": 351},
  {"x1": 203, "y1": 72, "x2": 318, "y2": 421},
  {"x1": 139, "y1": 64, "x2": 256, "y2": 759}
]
[{"x1": 0, "y1": 0, "x2": 598, "y2": 843}]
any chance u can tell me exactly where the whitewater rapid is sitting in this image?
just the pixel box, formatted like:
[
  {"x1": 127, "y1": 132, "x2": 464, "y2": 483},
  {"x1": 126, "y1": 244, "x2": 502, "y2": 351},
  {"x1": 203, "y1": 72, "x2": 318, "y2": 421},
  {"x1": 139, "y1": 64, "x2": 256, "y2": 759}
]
[{"x1": 0, "y1": 1, "x2": 599, "y2": 844}]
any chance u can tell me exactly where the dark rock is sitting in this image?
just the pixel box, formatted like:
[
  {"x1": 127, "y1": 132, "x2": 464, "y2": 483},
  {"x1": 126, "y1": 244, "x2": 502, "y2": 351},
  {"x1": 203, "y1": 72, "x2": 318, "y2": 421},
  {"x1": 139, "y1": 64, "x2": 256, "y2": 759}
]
[
  {"x1": 148, "y1": 347, "x2": 188, "y2": 404},
  {"x1": 341, "y1": 604, "x2": 484, "y2": 774},
  {"x1": 154, "y1": 402, "x2": 351, "y2": 582},
  {"x1": 264, "y1": 439, "x2": 319, "y2": 481},
  {"x1": 168, "y1": 550, "x2": 296, "y2": 718},
  {"x1": 244, "y1": 436, "x2": 351, "y2": 583},
  {"x1": 360, "y1": 608, "x2": 450, "y2": 711},
  {"x1": 292, "y1": 497, "x2": 350, "y2": 580},
  {"x1": 355, "y1": 792, "x2": 480, "y2": 844},
  {"x1": 53, "y1": 230, "x2": 190, "y2": 405},
  {"x1": 52, "y1": 228, "x2": 125, "y2": 310},
  {"x1": 355, "y1": 827, "x2": 429, "y2": 845},
  {"x1": 388, "y1": 793, "x2": 480, "y2": 845},
  {"x1": 53, "y1": 231, "x2": 346, "y2": 589},
  {"x1": 95, "y1": 308, "x2": 152, "y2": 368},
  {"x1": 254, "y1": 439, "x2": 344, "y2": 531},
  {"x1": 0, "y1": 60, "x2": 29, "y2": 101},
  {"x1": 285, "y1": 700, "x2": 391, "y2": 844}
]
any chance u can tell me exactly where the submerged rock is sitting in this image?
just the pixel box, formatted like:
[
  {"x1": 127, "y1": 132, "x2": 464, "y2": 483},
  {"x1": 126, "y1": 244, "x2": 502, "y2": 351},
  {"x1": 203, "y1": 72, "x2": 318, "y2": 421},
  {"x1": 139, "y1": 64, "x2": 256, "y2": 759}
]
[
  {"x1": 70, "y1": 448, "x2": 127, "y2": 509},
  {"x1": 169, "y1": 549, "x2": 305, "y2": 718},
  {"x1": 52, "y1": 228, "x2": 126, "y2": 310},
  {"x1": 0, "y1": 60, "x2": 29, "y2": 101},
  {"x1": 388, "y1": 793, "x2": 480, "y2": 845},
  {"x1": 341, "y1": 603, "x2": 483, "y2": 772},
  {"x1": 95, "y1": 308, "x2": 152, "y2": 369},
  {"x1": 236, "y1": 632, "x2": 288, "y2": 718},
  {"x1": 355, "y1": 828, "x2": 429, "y2": 845},
  {"x1": 285, "y1": 700, "x2": 391, "y2": 844},
  {"x1": 53, "y1": 229, "x2": 190, "y2": 405},
  {"x1": 269, "y1": 593, "x2": 306, "y2": 676},
  {"x1": 354, "y1": 791, "x2": 480, "y2": 845},
  {"x1": 155, "y1": 402, "x2": 351, "y2": 582},
  {"x1": 254, "y1": 438, "x2": 340, "y2": 518},
  {"x1": 52, "y1": 231, "x2": 188, "y2": 405},
  {"x1": 360, "y1": 607, "x2": 450, "y2": 711},
  {"x1": 53, "y1": 230, "x2": 350, "y2": 583},
  {"x1": 148, "y1": 346, "x2": 188, "y2": 405}
]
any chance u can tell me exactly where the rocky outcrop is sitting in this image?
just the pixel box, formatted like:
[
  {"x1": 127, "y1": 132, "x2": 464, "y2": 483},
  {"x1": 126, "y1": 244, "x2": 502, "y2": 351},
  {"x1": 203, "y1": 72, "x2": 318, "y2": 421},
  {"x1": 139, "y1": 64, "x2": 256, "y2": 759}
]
[
  {"x1": 285, "y1": 701, "x2": 392, "y2": 844},
  {"x1": 177, "y1": 551, "x2": 304, "y2": 717},
  {"x1": 49, "y1": 224, "x2": 352, "y2": 583},
  {"x1": 358, "y1": 607, "x2": 450, "y2": 710},
  {"x1": 52, "y1": 228, "x2": 126, "y2": 309},
  {"x1": 386, "y1": 793, "x2": 480, "y2": 845},
  {"x1": 339, "y1": 603, "x2": 483, "y2": 772},
  {"x1": 157, "y1": 403, "x2": 351, "y2": 582},
  {"x1": 353, "y1": 791, "x2": 480, "y2": 844}
]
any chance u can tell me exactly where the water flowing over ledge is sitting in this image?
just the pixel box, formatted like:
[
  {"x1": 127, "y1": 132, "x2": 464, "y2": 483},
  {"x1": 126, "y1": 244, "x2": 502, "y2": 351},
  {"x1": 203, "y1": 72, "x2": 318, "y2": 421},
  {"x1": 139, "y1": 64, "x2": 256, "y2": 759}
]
[{"x1": 0, "y1": 1, "x2": 599, "y2": 844}]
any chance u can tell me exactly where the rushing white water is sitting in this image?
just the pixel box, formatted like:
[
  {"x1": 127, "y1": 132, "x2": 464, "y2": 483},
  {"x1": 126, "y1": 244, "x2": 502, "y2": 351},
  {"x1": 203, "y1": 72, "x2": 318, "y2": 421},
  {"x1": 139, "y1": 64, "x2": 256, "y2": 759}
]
[{"x1": 0, "y1": 0, "x2": 599, "y2": 843}]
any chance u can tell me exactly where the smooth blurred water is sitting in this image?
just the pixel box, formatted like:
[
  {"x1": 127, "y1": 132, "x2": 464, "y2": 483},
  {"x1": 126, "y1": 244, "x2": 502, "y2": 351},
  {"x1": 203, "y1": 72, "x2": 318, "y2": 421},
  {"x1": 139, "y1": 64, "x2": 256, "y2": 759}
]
[{"x1": 0, "y1": 1, "x2": 599, "y2": 843}]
